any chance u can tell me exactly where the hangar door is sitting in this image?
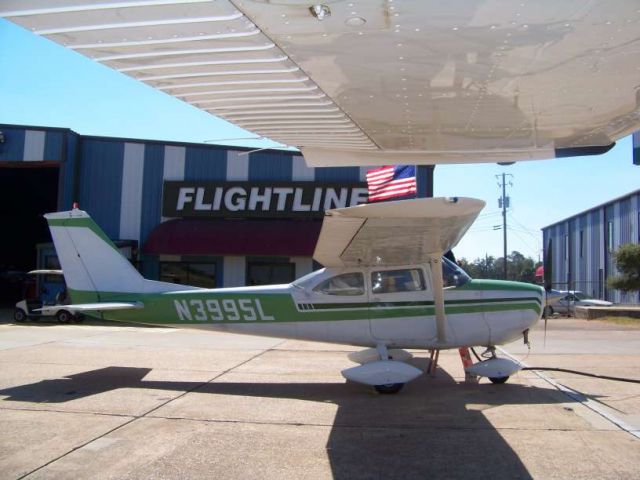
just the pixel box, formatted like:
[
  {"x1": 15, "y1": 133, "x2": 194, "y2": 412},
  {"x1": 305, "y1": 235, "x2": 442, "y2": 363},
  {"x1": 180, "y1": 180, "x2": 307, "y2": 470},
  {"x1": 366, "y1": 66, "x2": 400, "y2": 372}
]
[{"x1": 0, "y1": 166, "x2": 59, "y2": 305}]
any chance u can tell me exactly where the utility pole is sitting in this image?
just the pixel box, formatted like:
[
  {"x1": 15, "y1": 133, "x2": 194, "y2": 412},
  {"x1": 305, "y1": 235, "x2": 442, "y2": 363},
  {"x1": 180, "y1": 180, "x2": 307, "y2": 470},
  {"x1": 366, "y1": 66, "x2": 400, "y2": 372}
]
[{"x1": 496, "y1": 173, "x2": 513, "y2": 280}]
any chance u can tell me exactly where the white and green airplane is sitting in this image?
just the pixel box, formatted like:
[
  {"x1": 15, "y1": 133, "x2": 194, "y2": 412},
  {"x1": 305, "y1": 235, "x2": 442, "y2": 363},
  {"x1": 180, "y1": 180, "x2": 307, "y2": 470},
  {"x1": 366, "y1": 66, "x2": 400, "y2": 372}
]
[{"x1": 42, "y1": 197, "x2": 544, "y2": 393}]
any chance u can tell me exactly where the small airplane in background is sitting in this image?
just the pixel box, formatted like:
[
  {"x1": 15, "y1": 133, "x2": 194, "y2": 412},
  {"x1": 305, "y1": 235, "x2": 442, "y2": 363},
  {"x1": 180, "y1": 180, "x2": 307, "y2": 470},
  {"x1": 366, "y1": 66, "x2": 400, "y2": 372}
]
[{"x1": 41, "y1": 197, "x2": 549, "y2": 394}]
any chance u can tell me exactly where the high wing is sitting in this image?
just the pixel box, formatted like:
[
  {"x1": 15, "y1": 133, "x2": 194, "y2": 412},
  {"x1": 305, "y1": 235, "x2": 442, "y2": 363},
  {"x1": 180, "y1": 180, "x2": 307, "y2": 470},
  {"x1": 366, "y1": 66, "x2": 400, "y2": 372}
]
[
  {"x1": 2, "y1": 1, "x2": 639, "y2": 166},
  {"x1": 314, "y1": 196, "x2": 485, "y2": 344},
  {"x1": 314, "y1": 197, "x2": 485, "y2": 267}
]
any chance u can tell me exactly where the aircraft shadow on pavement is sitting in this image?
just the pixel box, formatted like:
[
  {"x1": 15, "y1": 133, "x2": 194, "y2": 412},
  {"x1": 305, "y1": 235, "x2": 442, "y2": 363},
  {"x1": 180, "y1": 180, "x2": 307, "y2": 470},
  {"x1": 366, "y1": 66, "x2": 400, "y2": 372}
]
[{"x1": 1, "y1": 364, "x2": 581, "y2": 479}]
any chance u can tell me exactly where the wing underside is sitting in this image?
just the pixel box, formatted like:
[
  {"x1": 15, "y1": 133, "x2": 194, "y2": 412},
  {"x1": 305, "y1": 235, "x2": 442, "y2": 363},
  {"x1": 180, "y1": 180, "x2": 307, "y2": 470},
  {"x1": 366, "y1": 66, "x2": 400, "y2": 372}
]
[
  {"x1": 2, "y1": 1, "x2": 639, "y2": 165},
  {"x1": 314, "y1": 197, "x2": 485, "y2": 267}
]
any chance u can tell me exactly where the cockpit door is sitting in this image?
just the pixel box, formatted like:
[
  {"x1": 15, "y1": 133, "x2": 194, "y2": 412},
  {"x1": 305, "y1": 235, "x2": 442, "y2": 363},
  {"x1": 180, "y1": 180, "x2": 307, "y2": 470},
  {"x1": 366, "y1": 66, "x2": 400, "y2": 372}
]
[{"x1": 368, "y1": 266, "x2": 437, "y2": 346}]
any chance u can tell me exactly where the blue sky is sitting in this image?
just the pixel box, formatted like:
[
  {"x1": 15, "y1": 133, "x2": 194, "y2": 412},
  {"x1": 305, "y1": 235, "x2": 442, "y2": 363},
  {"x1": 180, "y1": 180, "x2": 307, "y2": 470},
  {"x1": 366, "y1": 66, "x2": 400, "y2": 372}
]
[{"x1": 1, "y1": 18, "x2": 639, "y2": 261}]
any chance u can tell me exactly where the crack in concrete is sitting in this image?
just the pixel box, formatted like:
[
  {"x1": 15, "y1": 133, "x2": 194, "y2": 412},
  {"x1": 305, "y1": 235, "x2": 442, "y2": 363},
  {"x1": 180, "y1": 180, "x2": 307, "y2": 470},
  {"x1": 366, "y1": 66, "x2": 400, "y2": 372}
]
[{"x1": 16, "y1": 339, "x2": 287, "y2": 479}]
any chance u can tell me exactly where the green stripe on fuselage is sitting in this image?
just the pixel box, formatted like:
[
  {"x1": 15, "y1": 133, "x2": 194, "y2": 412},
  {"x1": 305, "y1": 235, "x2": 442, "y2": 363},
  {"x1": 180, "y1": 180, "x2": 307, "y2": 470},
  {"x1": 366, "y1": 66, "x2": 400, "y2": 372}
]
[{"x1": 69, "y1": 287, "x2": 541, "y2": 325}]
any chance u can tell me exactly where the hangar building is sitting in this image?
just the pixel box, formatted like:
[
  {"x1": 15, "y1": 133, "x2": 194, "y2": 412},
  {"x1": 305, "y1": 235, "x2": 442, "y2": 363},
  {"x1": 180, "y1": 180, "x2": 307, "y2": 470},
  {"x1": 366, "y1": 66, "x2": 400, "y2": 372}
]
[
  {"x1": 0, "y1": 123, "x2": 432, "y2": 304},
  {"x1": 542, "y1": 189, "x2": 640, "y2": 304}
]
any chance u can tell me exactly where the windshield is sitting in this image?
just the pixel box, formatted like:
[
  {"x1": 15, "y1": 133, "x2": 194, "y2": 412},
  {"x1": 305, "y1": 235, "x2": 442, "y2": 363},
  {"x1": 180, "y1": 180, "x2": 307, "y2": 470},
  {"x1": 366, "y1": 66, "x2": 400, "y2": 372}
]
[
  {"x1": 291, "y1": 269, "x2": 325, "y2": 289},
  {"x1": 442, "y1": 257, "x2": 471, "y2": 288}
]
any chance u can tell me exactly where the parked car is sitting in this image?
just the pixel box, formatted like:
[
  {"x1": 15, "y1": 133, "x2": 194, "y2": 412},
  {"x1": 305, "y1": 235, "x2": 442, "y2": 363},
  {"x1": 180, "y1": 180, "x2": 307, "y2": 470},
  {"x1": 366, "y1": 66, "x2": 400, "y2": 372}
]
[
  {"x1": 544, "y1": 291, "x2": 613, "y2": 316},
  {"x1": 13, "y1": 270, "x2": 83, "y2": 323}
]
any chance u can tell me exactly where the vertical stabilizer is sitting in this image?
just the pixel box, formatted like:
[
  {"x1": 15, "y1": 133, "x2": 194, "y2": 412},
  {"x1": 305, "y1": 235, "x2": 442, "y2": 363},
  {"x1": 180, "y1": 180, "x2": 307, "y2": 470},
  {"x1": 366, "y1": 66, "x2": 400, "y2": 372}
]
[{"x1": 45, "y1": 209, "x2": 152, "y2": 299}]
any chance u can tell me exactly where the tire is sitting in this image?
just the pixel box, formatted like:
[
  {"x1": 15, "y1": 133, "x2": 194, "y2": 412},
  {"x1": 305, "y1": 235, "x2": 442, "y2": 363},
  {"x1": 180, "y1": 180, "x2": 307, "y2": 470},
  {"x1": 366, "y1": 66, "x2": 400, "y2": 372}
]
[
  {"x1": 56, "y1": 310, "x2": 72, "y2": 324},
  {"x1": 543, "y1": 306, "x2": 554, "y2": 317},
  {"x1": 13, "y1": 309, "x2": 27, "y2": 323},
  {"x1": 374, "y1": 383, "x2": 404, "y2": 394},
  {"x1": 73, "y1": 314, "x2": 85, "y2": 323},
  {"x1": 489, "y1": 376, "x2": 509, "y2": 384}
]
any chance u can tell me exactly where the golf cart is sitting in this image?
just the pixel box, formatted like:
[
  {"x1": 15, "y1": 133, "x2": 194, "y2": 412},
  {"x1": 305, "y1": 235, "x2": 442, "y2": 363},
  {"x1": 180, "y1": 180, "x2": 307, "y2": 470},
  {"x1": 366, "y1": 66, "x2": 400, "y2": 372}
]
[{"x1": 13, "y1": 270, "x2": 83, "y2": 323}]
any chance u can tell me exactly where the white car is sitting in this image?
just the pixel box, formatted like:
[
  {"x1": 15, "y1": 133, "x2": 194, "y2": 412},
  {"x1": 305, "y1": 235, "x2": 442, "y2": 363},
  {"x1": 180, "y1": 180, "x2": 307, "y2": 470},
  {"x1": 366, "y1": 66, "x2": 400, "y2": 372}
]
[
  {"x1": 13, "y1": 270, "x2": 83, "y2": 324},
  {"x1": 545, "y1": 291, "x2": 613, "y2": 316}
]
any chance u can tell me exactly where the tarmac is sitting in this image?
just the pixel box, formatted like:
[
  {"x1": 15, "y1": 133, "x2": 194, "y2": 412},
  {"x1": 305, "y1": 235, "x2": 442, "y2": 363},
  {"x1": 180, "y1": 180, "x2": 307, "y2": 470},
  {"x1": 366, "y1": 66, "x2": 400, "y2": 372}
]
[{"x1": 1, "y1": 310, "x2": 639, "y2": 479}]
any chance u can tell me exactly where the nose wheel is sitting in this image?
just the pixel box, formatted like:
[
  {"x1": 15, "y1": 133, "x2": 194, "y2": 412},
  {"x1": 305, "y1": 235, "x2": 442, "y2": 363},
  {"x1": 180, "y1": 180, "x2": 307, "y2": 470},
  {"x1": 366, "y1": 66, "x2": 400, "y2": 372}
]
[{"x1": 463, "y1": 346, "x2": 521, "y2": 384}]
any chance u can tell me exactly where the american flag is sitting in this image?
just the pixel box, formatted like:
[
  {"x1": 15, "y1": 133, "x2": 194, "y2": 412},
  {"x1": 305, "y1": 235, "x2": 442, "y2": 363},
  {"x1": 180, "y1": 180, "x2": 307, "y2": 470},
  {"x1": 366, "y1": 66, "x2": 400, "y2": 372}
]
[{"x1": 366, "y1": 165, "x2": 417, "y2": 202}]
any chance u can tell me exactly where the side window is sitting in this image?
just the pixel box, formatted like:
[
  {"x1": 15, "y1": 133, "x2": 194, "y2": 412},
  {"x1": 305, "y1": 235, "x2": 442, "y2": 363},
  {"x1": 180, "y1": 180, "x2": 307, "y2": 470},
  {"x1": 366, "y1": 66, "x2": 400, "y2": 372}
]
[
  {"x1": 313, "y1": 273, "x2": 365, "y2": 296},
  {"x1": 371, "y1": 269, "x2": 425, "y2": 294}
]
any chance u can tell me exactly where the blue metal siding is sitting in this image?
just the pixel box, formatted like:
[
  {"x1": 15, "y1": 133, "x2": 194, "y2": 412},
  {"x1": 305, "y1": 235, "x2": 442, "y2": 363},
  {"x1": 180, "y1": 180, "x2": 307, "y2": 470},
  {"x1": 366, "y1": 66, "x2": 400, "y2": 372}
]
[
  {"x1": 140, "y1": 143, "x2": 165, "y2": 245},
  {"x1": 44, "y1": 131, "x2": 64, "y2": 161},
  {"x1": 0, "y1": 127, "x2": 25, "y2": 161},
  {"x1": 315, "y1": 167, "x2": 360, "y2": 182},
  {"x1": 184, "y1": 146, "x2": 226, "y2": 180},
  {"x1": 58, "y1": 132, "x2": 78, "y2": 210},
  {"x1": 249, "y1": 152, "x2": 292, "y2": 181},
  {"x1": 587, "y1": 210, "x2": 600, "y2": 297},
  {"x1": 78, "y1": 139, "x2": 124, "y2": 239}
]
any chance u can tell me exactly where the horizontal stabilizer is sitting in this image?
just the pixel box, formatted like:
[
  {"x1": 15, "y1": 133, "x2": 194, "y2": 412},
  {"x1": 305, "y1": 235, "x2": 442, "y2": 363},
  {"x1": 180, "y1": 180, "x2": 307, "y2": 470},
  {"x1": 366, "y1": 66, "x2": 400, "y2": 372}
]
[{"x1": 37, "y1": 302, "x2": 144, "y2": 314}]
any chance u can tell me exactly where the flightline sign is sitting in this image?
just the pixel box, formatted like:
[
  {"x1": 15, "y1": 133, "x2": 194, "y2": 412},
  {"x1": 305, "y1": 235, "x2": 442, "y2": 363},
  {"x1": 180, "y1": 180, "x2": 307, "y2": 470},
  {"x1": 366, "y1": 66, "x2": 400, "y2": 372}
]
[{"x1": 163, "y1": 181, "x2": 369, "y2": 218}]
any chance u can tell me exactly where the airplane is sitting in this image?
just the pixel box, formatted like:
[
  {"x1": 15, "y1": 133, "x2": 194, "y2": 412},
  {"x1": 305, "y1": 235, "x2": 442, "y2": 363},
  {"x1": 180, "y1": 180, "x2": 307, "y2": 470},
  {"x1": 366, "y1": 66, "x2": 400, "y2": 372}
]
[
  {"x1": 2, "y1": 1, "x2": 640, "y2": 167},
  {"x1": 41, "y1": 196, "x2": 547, "y2": 394}
]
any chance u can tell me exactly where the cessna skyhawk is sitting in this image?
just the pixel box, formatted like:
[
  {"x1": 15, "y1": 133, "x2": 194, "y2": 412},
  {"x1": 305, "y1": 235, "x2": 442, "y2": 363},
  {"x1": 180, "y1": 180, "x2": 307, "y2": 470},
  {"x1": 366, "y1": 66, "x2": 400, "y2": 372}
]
[{"x1": 42, "y1": 197, "x2": 544, "y2": 393}]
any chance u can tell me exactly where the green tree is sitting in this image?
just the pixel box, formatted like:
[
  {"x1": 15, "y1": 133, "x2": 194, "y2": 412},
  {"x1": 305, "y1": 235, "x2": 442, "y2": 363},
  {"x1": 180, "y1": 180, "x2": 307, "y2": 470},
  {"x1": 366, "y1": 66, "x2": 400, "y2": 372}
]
[
  {"x1": 607, "y1": 244, "x2": 640, "y2": 292},
  {"x1": 507, "y1": 251, "x2": 536, "y2": 283},
  {"x1": 459, "y1": 251, "x2": 537, "y2": 282}
]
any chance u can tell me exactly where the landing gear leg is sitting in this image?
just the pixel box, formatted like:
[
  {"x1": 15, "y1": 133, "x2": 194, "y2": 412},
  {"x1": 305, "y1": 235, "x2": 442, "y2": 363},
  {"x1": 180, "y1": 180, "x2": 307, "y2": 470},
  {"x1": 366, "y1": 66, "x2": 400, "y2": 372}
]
[{"x1": 428, "y1": 349, "x2": 440, "y2": 377}]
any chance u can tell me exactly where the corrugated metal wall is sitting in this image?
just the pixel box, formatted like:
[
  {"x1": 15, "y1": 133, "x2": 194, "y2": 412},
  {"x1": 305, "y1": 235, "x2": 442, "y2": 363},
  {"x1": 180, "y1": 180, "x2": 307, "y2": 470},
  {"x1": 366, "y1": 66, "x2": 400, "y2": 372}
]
[
  {"x1": 0, "y1": 125, "x2": 76, "y2": 210},
  {"x1": 543, "y1": 190, "x2": 640, "y2": 303},
  {"x1": 0, "y1": 124, "x2": 395, "y2": 287}
]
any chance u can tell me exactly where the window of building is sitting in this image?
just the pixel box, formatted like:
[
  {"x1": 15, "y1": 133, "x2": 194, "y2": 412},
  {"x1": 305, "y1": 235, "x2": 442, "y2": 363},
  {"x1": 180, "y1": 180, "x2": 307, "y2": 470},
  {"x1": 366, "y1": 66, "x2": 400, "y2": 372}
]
[
  {"x1": 371, "y1": 269, "x2": 425, "y2": 294},
  {"x1": 160, "y1": 262, "x2": 216, "y2": 288},
  {"x1": 247, "y1": 261, "x2": 295, "y2": 286},
  {"x1": 564, "y1": 234, "x2": 569, "y2": 260},
  {"x1": 313, "y1": 272, "x2": 364, "y2": 296},
  {"x1": 579, "y1": 230, "x2": 584, "y2": 258}
]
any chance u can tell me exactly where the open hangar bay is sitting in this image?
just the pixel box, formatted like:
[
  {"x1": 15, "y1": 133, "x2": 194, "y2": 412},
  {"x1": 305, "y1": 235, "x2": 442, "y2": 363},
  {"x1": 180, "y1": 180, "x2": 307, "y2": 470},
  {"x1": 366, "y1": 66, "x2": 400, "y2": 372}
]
[{"x1": 1, "y1": 312, "x2": 639, "y2": 480}]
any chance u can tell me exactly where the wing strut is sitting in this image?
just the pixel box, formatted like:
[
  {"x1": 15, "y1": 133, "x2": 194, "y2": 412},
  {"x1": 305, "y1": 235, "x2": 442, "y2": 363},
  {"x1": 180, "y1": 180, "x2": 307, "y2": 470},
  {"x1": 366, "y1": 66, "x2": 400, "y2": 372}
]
[{"x1": 428, "y1": 256, "x2": 447, "y2": 344}]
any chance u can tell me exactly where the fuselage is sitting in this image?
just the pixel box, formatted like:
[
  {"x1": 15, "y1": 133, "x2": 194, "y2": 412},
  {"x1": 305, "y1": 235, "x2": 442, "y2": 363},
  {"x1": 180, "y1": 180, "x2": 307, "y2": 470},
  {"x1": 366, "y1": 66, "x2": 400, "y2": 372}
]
[{"x1": 75, "y1": 264, "x2": 543, "y2": 350}]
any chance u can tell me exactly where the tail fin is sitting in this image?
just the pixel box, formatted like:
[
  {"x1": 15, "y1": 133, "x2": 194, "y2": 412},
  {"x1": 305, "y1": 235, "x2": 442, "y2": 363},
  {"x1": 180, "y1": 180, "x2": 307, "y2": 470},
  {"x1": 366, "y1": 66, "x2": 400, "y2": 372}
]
[{"x1": 45, "y1": 209, "x2": 195, "y2": 300}]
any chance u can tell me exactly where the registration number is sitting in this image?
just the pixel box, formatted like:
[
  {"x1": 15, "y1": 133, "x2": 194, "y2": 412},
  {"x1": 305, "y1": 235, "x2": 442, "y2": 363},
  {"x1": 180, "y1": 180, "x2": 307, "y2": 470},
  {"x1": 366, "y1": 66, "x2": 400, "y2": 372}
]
[{"x1": 174, "y1": 298, "x2": 274, "y2": 322}]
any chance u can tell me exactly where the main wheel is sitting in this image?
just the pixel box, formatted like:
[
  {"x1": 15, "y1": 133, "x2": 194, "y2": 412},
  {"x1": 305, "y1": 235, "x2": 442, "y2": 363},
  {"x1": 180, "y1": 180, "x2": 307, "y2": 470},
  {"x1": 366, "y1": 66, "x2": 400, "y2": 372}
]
[
  {"x1": 374, "y1": 383, "x2": 404, "y2": 394},
  {"x1": 489, "y1": 376, "x2": 509, "y2": 384},
  {"x1": 13, "y1": 309, "x2": 27, "y2": 323},
  {"x1": 56, "y1": 310, "x2": 72, "y2": 324}
]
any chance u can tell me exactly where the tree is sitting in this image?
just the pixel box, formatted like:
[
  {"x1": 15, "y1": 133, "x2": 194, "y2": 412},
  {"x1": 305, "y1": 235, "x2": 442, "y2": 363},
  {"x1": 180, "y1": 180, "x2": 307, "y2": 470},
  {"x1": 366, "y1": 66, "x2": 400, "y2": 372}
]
[
  {"x1": 458, "y1": 251, "x2": 537, "y2": 282},
  {"x1": 607, "y1": 243, "x2": 640, "y2": 292}
]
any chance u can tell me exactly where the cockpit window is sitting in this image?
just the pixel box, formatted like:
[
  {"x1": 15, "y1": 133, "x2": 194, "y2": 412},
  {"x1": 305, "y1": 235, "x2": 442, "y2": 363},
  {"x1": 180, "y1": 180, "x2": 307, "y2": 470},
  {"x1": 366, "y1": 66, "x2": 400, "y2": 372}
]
[
  {"x1": 372, "y1": 269, "x2": 425, "y2": 294},
  {"x1": 313, "y1": 272, "x2": 365, "y2": 296},
  {"x1": 442, "y1": 257, "x2": 471, "y2": 288}
]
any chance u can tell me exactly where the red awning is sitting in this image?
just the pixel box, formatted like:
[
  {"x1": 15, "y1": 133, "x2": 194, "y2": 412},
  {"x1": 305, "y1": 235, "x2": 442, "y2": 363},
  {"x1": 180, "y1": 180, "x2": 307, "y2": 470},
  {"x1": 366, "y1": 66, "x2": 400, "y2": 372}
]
[{"x1": 143, "y1": 218, "x2": 322, "y2": 257}]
